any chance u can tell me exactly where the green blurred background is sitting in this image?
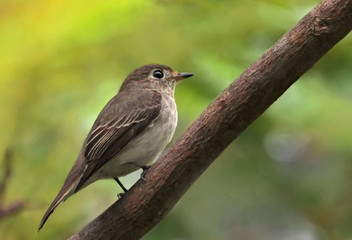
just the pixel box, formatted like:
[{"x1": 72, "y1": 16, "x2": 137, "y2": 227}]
[{"x1": 1, "y1": 0, "x2": 351, "y2": 239}]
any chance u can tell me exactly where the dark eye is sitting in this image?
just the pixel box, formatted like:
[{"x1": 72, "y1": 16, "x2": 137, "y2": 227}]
[{"x1": 152, "y1": 70, "x2": 164, "y2": 79}]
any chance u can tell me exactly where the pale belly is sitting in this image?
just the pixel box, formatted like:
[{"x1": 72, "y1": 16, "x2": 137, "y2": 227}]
[{"x1": 90, "y1": 95, "x2": 177, "y2": 181}]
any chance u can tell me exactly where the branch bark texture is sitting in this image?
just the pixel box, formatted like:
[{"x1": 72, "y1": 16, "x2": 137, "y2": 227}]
[{"x1": 69, "y1": 0, "x2": 352, "y2": 239}]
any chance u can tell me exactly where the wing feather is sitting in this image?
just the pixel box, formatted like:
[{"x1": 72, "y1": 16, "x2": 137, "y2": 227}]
[{"x1": 75, "y1": 90, "x2": 162, "y2": 191}]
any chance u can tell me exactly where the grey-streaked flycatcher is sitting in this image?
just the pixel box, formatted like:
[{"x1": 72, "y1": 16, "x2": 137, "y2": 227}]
[{"x1": 38, "y1": 64, "x2": 193, "y2": 230}]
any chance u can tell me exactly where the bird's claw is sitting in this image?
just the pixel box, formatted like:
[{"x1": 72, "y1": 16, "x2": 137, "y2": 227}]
[
  {"x1": 117, "y1": 193, "x2": 125, "y2": 199},
  {"x1": 141, "y1": 166, "x2": 150, "y2": 181}
]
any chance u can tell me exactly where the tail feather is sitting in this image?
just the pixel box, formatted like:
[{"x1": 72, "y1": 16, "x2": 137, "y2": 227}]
[
  {"x1": 38, "y1": 182, "x2": 77, "y2": 231},
  {"x1": 39, "y1": 151, "x2": 87, "y2": 231}
]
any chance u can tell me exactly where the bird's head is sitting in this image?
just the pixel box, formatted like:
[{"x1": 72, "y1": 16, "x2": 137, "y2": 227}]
[{"x1": 121, "y1": 64, "x2": 193, "y2": 95}]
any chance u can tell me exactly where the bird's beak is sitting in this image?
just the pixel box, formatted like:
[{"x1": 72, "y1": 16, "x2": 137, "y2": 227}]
[{"x1": 174, "y1": 72, "x2": 194, "y2": 82}]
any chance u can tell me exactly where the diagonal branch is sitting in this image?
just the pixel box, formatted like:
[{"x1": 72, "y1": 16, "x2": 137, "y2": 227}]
[{"x1": 68, "y1": 0, "x2": 352, "y2": 239}]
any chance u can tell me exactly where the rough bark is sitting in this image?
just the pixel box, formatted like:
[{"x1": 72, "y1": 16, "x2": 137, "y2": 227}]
[{"x1": 68, "y1": 0, "x2": 352, "y2": 239}]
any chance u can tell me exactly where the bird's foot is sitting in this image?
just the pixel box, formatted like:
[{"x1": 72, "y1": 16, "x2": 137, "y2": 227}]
[
  {"x1": 140, "y1": 165, "x2": 150, "y2": 181},
  {"x1": 117, "y1": 192, "x2": 125, "y2": 199},
  {"x1": 127, "y1": 162, "x2": 151, "y2": 181}
]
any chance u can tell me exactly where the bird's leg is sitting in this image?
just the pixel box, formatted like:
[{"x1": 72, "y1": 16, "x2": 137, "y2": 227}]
[
  {"x1": 127, "y1": 162, "x2": 150, "y2": 181},
  {"x1": 114, "y1": 177, "x2": 127, "y2": 198}
]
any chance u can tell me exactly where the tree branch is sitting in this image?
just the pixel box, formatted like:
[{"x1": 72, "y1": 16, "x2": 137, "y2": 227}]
[{"x1": 68, "y1": 0, "x2": 352, "y2": 239}]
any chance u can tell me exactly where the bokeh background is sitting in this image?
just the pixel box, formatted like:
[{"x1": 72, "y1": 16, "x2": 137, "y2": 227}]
[{"x1": 1, "y1": 0, "x2": 352, "y2": 239}]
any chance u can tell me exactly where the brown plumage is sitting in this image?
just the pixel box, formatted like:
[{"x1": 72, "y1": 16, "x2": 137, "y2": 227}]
[{"x1": 39, "y1": 64, "x2": 193, "y2": 230}]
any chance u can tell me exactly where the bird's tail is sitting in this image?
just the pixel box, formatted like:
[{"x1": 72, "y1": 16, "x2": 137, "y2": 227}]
[
  {"x1": 38, "y1": 152, "x2": 87, "y2": 231},
  {"x1": 38, "y1": 180, "x2": 77, "y2": 231}
]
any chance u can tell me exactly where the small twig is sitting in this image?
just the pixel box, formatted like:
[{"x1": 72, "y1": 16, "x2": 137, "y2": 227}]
[
  {"x1": 0, "y1": 200, "x2": 24, "y2": 219},
  {"x1": 0, "y1": 148, "x2": 13, "y2": 207},
  {"x1": 0, "y1": 148, "x2": 25, "y2": 220}
]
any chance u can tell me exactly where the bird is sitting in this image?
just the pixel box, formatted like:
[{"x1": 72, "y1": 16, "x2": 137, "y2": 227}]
[{"x1": 38, "y1": 64, "x2": 193, "y2": 230}]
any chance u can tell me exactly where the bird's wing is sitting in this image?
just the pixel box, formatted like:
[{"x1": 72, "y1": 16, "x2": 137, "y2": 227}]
[{"x1": 75, "y1": 90, "x2": 162, "y2": 191}]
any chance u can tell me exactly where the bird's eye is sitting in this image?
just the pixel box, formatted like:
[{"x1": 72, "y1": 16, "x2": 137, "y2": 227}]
[{"x1": 152, "y1": 70, "x2": 164, "y2": 79}]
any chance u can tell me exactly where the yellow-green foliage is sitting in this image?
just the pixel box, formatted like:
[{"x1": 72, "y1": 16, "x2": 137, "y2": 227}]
[{"x1": 0, "y1": 0, "x2": 351, "y2": 239}]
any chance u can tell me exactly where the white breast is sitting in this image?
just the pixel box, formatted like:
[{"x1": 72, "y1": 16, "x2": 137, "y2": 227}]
[{"x1": 93, "y1": 93, "x2": 178, "y2": 179}]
